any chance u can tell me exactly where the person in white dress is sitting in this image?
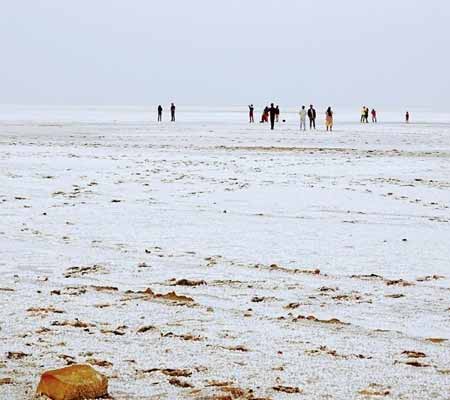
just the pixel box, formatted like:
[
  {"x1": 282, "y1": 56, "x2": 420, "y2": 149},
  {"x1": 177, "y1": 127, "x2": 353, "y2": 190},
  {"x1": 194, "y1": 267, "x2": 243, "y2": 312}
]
[{"x1": 299, "y1": 105, "x2": 307, "y2": 131}]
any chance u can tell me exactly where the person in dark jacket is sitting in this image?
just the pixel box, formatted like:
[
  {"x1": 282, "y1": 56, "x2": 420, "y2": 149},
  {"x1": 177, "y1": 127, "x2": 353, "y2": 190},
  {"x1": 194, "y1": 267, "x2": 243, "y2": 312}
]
[
  {"x1": 248, "y1": 104, "x2": 255, "y2": 123},
  {"x1": 275, "y1": 105, "x2": 280, "y2": 122},
  {"x1": 269, "y1": 103, "x2": 277, "y2": 130},
  {"x1": 170, "y1": 103, "x2": 176, "y2": 122},
  {"x1": 157, "y1": 105, "x2": 163, "y2": 122},
  {"x1": 308, "y1": 105, "x2": 317, "y2": 129}
]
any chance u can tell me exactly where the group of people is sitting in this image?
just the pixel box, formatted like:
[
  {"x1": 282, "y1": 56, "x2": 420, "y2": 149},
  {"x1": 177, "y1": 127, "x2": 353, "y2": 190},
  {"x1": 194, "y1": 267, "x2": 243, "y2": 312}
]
[
  {"x1": 250, "y1": 104, "x2": 281, "y2": 129},
  {"x1": 362, "y1": 107, "x2": 411, "y2": 123},
  {"x1": 250, "y1": 104, "x2": 334, "y2": 132},
  {"x1": 157, "y1": 103, "x2": 176, "y2": 122},
  {"x1": 156, "y1": 103, "x2": 410, "y2": 127},
  {"x1": 361, "y1": 106, "x2": 377, "y2": 123},
  {"x1": 248, "y1": 104, "x2": 280, "y2": 130},
  {"x1": 301, "y1": 105, "x2": 334, "y2": 131}
]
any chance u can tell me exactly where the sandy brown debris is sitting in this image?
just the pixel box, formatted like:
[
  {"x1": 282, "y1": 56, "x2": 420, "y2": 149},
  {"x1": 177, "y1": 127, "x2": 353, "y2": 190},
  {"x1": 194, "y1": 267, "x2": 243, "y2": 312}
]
[
  {"x1": 358, "y1": 383, "x2": 390, "y2": 396},
  {"x1": 6, "y1": 351, "x2": 29, "y2": 360},
  {"x1": 90, "y1": 285, "x2": 118, "y2": 292},
  {"x1": 170, "y1": 278, "x2": 207, "y2": 286},
  {"x1": 272, "y1": 385, "x2": 303, "y2": 394},
  {"x1": 27, "y1": 306, "x2": 65, "y2": 315},
  {"x1": 168, "y1": 377, "x2": 194, "y2": 388},
  {"x1": 64, "y1": 264, "x2": 107, "y2": 278},
  {"x1": 293, "y1": 315, "x2": 350, "y2": 325},
  {"x1": 86, "y1": 358, "x2": 113, "y2": 368},
  {"x1": 401, "y1": 350, "x2": 426, "y2": 358},
  {"x1": 416, "y1": 275, "x2": 445, "y2": 282},
  {"x1": 136, "y1": 325, "x2": 157, "y2": 333},
  {"x1": 426, "y1": 338, "x2": 448, "y2": 344},
  {"x1": 51, "y1": 320, "x2": 94, "y2": 329},
  {"x1": 142, "y1": 368, "x2": 192, "y2": 377}
]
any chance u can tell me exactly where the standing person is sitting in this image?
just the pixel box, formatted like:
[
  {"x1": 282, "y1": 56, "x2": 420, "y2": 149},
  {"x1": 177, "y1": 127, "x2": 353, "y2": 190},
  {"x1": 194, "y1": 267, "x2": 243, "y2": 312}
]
[
  {"x1": 308, "y1": 105, "x2": 317, "y2": 130},
  {"x1": 361, "y1": 106, "x2": 366, "y2": 123},
  {"x1": 275, "y1": 105, "x2": 280, "y2": 122},
  {"x1": 325, "y1": 107, "x2": 334, "y2": 132},
  {"x1": 365, "y1": 107, "x2": 369, "y2": 123},
  {"x1": 269, "y1": 103, "x2": 277, "y2": 130},
  {"x1": 170, "y1": 103, "x2": 176, "y2": 122},
  {"x1": 371, "y1": 108, "x2": 377, "y2": 123},
  {"x1": 248, "y1": 104, "x2": 255, "y2": 123},
  {"x1": 405, "y1": 111, "x2": 410, "y2": 123},
  {"x1": 299, "y1": 105, "x2": 307, "y2": 131},
  {"x1": 157, "y1": 105, "x2": 163, "y2": 122}
]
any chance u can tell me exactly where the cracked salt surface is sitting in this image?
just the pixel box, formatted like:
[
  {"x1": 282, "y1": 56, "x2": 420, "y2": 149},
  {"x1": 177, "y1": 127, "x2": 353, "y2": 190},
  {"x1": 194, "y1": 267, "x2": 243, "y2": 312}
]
[{"x1": 0, "y1": 106, "x2": 449, "y2": 399}]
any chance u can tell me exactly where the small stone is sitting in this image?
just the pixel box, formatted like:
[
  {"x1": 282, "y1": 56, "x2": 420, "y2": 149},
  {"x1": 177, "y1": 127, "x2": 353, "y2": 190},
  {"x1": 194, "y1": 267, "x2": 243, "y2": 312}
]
[{"x1": 36, "y1": 364, "x2": 108, "y2": 400}]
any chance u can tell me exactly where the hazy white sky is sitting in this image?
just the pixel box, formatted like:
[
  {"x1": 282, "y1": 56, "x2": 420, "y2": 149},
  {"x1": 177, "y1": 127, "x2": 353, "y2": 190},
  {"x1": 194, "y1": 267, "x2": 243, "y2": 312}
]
[{"x1": 1, "y1": 0, "x2": 449, "y2": 108}]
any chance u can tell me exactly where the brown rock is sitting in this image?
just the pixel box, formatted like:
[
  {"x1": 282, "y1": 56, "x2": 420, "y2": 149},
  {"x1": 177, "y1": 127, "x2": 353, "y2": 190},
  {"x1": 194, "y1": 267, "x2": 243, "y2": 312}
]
[{"x1": 36, "y1": 364, "x2": 108, "y2": 400}]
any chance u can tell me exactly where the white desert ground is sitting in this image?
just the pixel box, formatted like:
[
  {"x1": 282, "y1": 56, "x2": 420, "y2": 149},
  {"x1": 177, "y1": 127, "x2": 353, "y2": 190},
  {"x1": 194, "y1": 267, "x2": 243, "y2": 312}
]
[{"x1": 0, "y1": 106, "x2": 449, "y2": 399}]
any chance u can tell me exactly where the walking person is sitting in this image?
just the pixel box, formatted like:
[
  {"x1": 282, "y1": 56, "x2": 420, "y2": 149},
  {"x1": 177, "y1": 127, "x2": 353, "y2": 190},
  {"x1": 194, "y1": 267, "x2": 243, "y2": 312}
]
[
  {"x1": 248, "y1": 104, "x2": 255, "y2": 123},
  {"x1": 299, "y1": 105, "x2": 307, "y2": 131},
  {"x1": 325, "y1": 107, "x2": 334, "y2": 132},
  {"x1": 157, "y1": 105, "x2": 163, "y2": 122},
  {"x1": 170, "y1": 103, "x2": 176, "y2": 122},
  {"x1": 269, "y1": 103, "x2": 277, "y2": 130},
  {"x1": 275, "y1": 105, "x2": 280, "y2": 123},
  {"x1": 405, "y1": 111, "x2": 410, "y2": 123},
  {"x1": 371, "y1": 108, "x2": 377, "y2": 123},
  {"x1": 308, "y1": 105, "x2": 317, "y2": 130}
]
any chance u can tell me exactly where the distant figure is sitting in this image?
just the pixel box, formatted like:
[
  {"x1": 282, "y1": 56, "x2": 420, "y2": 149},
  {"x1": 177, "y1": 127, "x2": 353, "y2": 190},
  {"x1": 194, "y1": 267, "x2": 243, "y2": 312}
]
[
  {"x1": 170, "y1": 103, "x2": 176, "y2": 122},
  {"x1": 248, "y1": 104, "x2": 255, "y2": 123},
  {"x1": 275, "y1": 105, "x2": 280, "y2": 122},
  {"x1": 269, "y1": 103, "x2": 277, "y2": 130},
  {"x1": 361, "y1": 106, "x2": 370, "y2": 123},
  {"x1": 299, "y1": 105, "x2": 307, "y2": 131},
  {"x1": 361, "y1": 107, "x2": 366, "y2": 123},
  {"x1": 371, "y1": 109, "x2": 377, "y2": 123},
  {"x1": 405, "y1": 111, "x2": 410, "y2": 123},
  {"x1": 157, "y1": 105, "x2": 163, "y2": 122},
  {"x1": 261, "y1": 106, "x2": 269, "y2": 123},
  {"x1": 308, "y1": 105, "x2": 317, "y2": 130},
  {"x1": 326, "y1": 107, "x2": 334, "y2": 132}
]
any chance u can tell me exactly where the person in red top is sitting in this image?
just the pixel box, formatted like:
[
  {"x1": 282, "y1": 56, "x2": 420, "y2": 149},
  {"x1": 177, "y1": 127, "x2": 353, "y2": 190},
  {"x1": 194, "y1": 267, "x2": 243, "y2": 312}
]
[{"x1": 371, "y1": 109, "x2": 377, "y2": 123}]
